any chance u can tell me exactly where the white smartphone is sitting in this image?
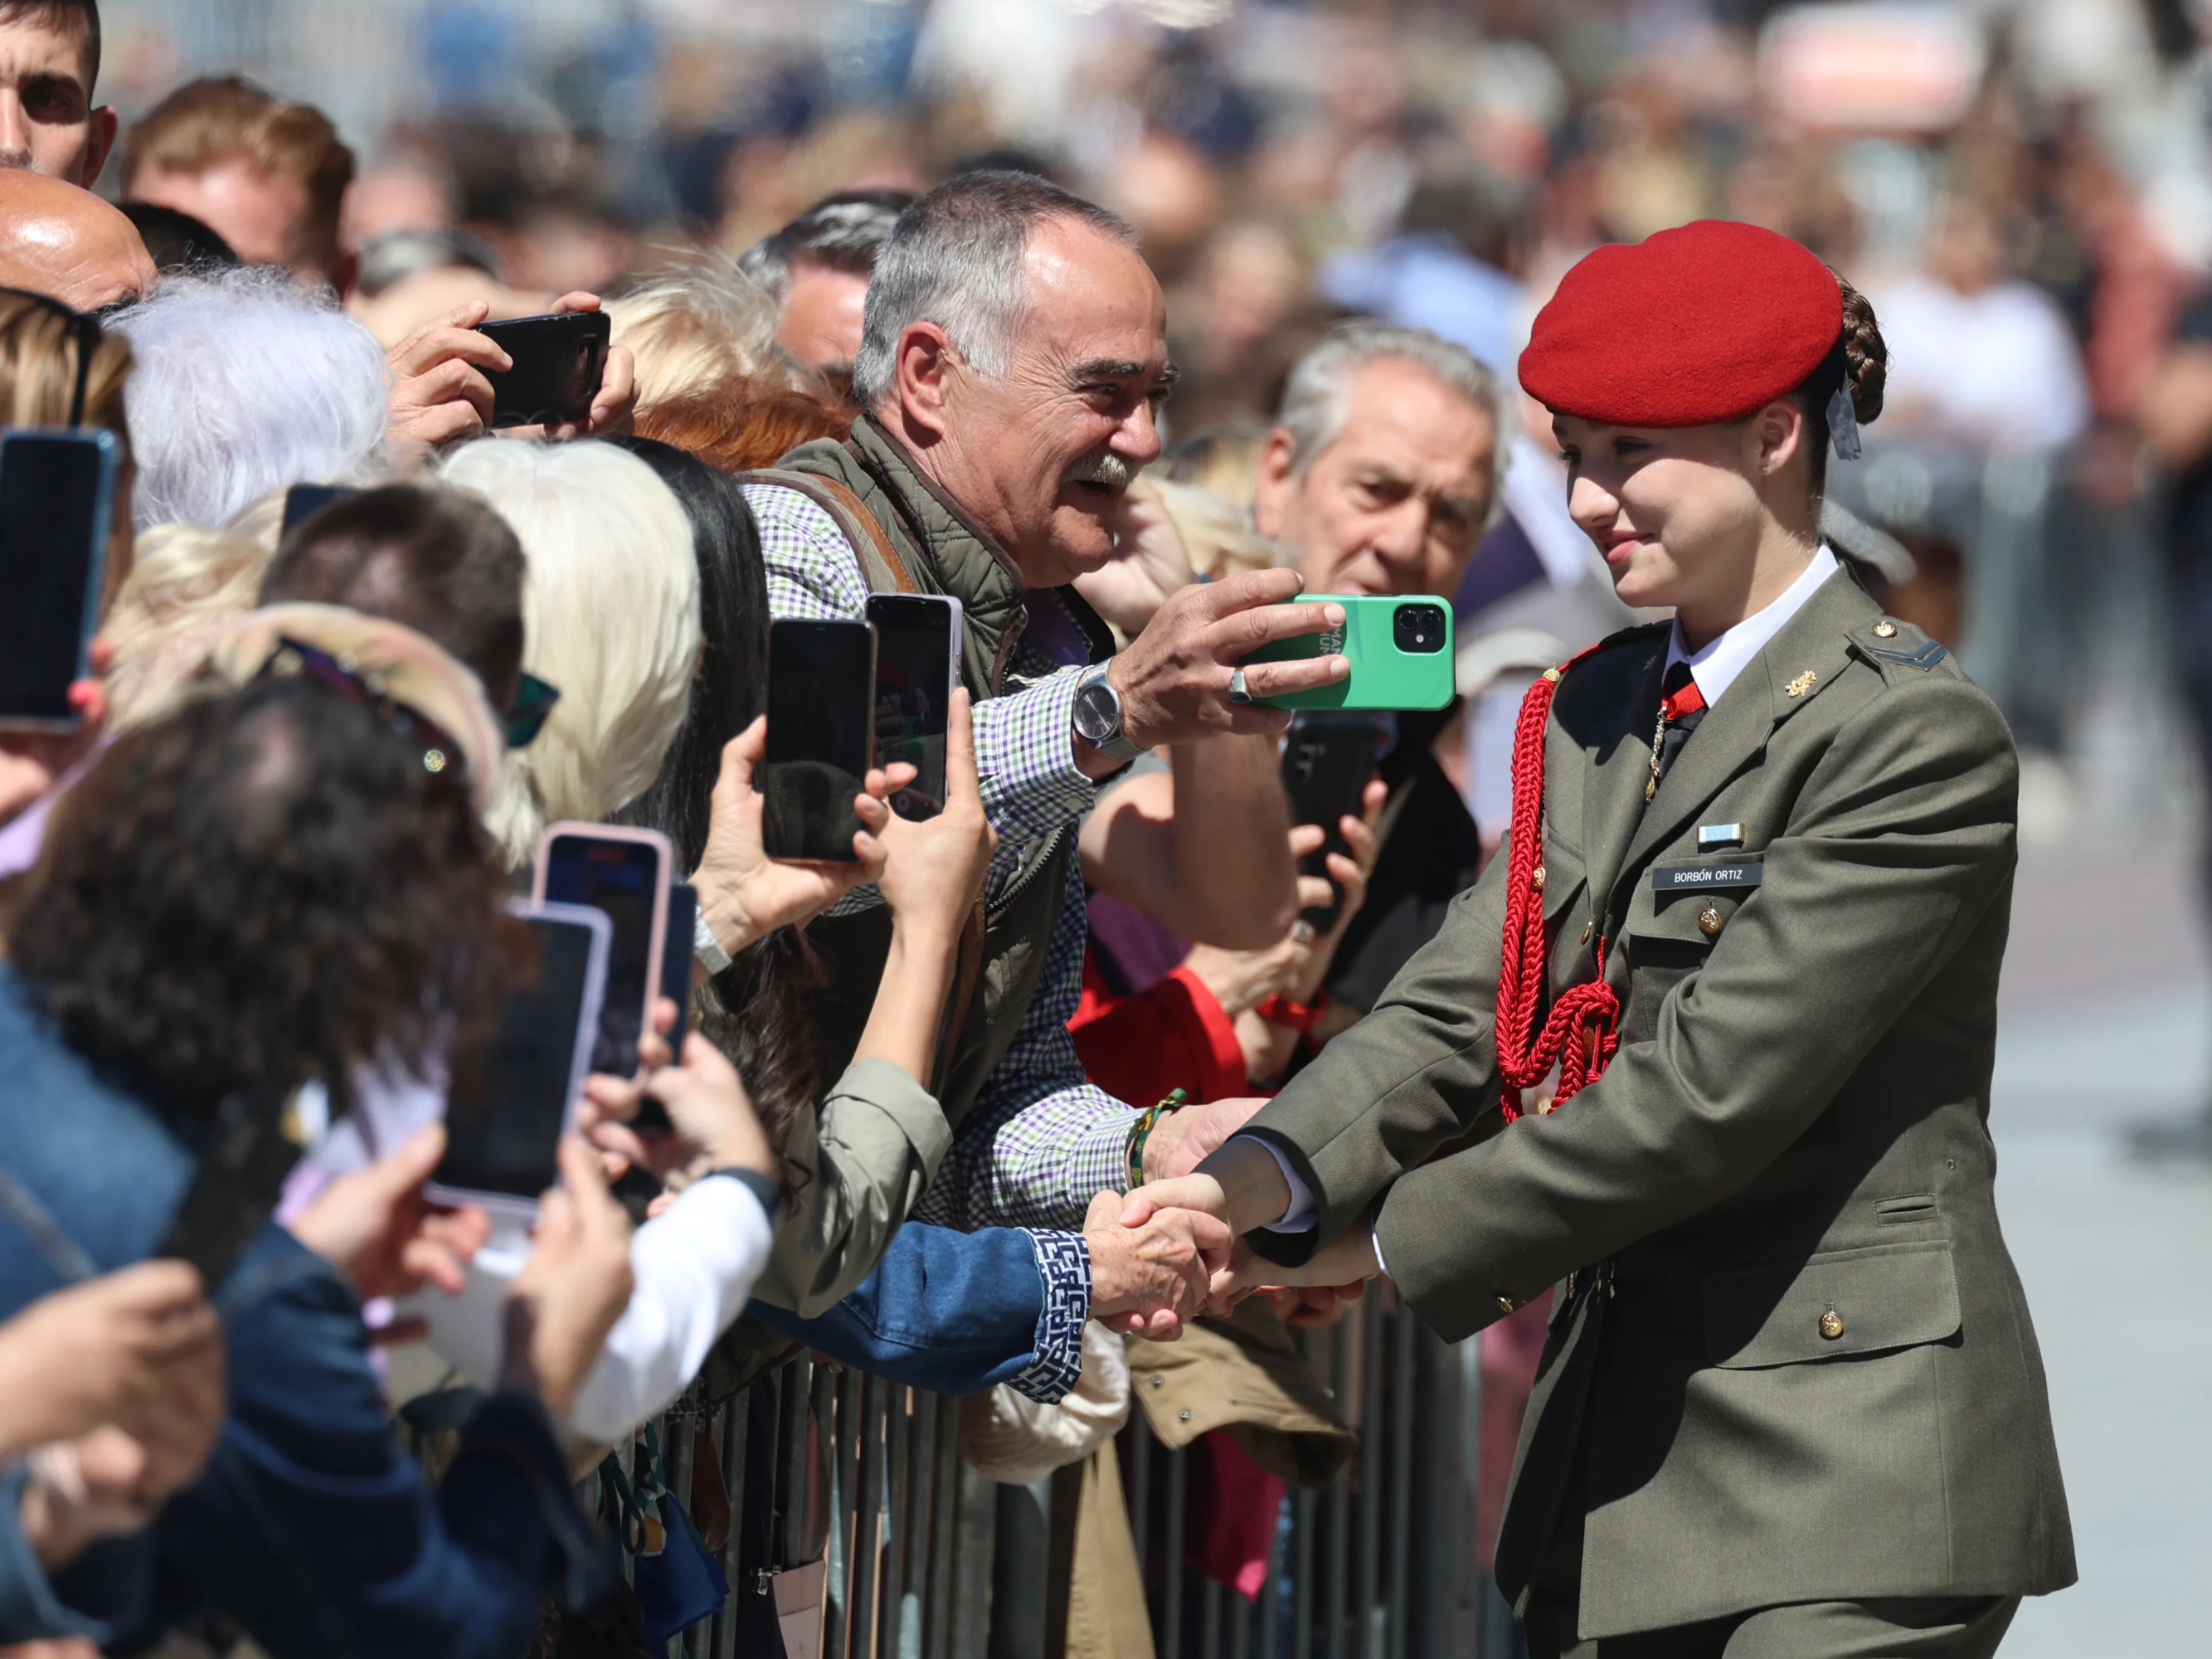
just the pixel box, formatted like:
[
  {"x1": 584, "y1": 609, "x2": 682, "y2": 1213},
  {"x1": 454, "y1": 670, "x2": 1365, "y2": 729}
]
[
  {"x1": 425, "y1": 898, "x2": 610, "y2": 1220},
  {"x1": 532, "y1": 821, "x2": 672, "y2": 1080},
  {"x1": 864, "y1": 593, "x2": 965, "y2": 820}
]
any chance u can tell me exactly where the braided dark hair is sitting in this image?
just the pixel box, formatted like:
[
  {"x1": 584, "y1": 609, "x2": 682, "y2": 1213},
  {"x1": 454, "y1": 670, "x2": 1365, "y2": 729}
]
[{"x1": 1792, "y1": 272, "x2": 1889, "y2": 500}]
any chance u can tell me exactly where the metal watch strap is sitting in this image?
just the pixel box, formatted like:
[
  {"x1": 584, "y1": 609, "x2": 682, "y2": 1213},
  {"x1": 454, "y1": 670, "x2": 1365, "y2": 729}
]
[
  {"x1": 1077, "y1": 661, "x2": 1143, "y2": 765},
  {"x1": 693, "y1": 906, "x2": 732, "y2": 975}
]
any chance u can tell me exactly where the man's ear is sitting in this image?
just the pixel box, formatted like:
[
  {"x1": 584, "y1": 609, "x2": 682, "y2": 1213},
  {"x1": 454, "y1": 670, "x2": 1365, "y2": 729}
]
[
  {"x1": 80, "y1": 106, "x2": 119, "y2": 192},
  {"x1": 892, "y1": 321, "x2": 960, "y2": 443},
  {"x1": 1251, "y1": 425, "x2": 1300, "y2": 540},
  {"x1": 328, "y1": 245, "x2": 361, "y2": 302}
]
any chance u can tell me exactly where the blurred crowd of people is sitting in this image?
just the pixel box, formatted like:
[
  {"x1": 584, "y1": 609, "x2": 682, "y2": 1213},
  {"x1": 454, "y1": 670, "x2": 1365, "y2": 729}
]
[{"x1": 7, "y1": 0, "x2": 2212, "y2": 1652}]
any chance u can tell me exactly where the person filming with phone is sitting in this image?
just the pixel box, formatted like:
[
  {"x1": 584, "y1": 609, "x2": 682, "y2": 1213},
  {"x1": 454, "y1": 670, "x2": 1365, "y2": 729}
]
[{"x1": 0, "y1": 645, "x2": 634, "y2": 1654}]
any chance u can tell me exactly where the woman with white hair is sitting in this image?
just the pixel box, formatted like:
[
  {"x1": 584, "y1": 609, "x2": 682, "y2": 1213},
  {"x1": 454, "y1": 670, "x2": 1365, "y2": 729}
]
[
  {"x1": 110, "y1": 265, "x2": 391, "y2": 533},
  {"x1": 435, "y1": 437, "x2": 702, "y2": 864}
]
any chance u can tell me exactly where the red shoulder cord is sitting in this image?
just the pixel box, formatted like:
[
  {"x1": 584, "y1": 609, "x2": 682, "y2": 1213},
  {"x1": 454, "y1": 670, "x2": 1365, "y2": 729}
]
[{"x1": 1495, "y1": 649, "x2": 1621, "y2": 1123}]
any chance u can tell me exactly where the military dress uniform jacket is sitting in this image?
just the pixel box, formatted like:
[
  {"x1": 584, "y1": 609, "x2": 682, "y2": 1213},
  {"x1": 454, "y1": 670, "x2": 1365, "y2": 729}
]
[{"x1": 1241, "y1": 569, "x2": 2074, "y2": 1638}]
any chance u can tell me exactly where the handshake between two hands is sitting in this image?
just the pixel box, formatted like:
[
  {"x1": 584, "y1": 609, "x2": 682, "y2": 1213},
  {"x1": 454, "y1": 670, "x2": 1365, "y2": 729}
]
[{"x1": 1083, "y1": 1097, "x2": 1387, "y2": 1341}]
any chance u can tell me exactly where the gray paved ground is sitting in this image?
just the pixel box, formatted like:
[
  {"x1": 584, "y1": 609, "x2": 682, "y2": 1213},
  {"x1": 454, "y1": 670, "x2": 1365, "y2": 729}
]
[{"x1": 1987, "y1": 845, "x2": 2212, "y2": 1656}]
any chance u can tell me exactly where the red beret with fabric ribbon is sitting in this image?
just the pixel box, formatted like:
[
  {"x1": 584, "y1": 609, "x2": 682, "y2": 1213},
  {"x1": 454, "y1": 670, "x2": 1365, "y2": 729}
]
[{"x1": 1519, "y1": 220, "x2": 1844, "y2": 427}]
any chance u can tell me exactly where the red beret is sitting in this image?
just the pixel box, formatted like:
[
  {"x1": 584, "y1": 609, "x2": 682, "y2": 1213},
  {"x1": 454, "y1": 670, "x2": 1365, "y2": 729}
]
[{"x1": 1519, "y1": 220, "x2": 1843, "y2": 427}]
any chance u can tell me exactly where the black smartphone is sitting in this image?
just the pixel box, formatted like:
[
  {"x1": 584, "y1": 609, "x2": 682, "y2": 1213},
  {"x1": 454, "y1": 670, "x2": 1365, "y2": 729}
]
[
  {"x1": 1280, "y1": 711, "x2": 1388, "y2": 933},
  {"x1": 0, "y1": 429, "x2": 119, "y2": 730},
  {"x1": 158, "y1": 1087, "x2": 299, "y2": 1288},
  {"x1": 865, "y1": 594, "x2": 962, "y2": 820},
  {"x1": 280, "y1": 482, "x2": 357, "y2": 540},
  {"x1": 430, "y1": 902, "x2": 610, "y2": 1217},
  {"x1": 475, "y1": 310, "x2": 610, "y2": 429},
  {"x1": 761, "y1": 617, "x2": 877, "y2": 863},
  {"x1": 534, "y1": 825, "x2": 672, "y2": 1080}
]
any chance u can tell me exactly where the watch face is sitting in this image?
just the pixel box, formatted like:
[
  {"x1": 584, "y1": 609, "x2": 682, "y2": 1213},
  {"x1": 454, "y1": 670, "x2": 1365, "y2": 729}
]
[{"x1": 1074, "y1": 678, "x2": 1119, "y2": 742}]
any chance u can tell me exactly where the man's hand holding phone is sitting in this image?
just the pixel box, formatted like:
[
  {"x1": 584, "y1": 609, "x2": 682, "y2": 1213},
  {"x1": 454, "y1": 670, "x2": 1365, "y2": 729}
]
[
  {"x1": 691, "y1": 714, "x2": 901, "y2": 961},
  {"x1": 1077, "y1": 569, "x2": 1350, "y2": 778},
  {"x1": 383, "y1": 291, "x2": 636, "y2": 464}
]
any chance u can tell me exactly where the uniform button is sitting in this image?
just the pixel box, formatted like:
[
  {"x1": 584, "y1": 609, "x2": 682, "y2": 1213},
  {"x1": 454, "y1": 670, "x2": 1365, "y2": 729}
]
[
  {"x1": 1150, "y1": 1375, "x2": 1164, "y2": 1389},
  {"x1": 1697, "y1": 904, "x2": 1724, "y2": 937},
  {"x1": 1178, "y1": 1409, "x2": 1194, "y2": 1423},
  {"x1": 1819, "y1": 1309, "x2": 1845, "y2": 1340},
  {"x1": 1495, "y1": 1294, "x2": 1521, "y2": 1316},
  {"x1": 1872, "y1": 620, "x2": 1898, "y2": 639},
  {"x1": 1532, "y1": 864, "x2": 1547, "y2": 893},
  {"x1": 1579, "y1": 922, "x2": 1592, "y2": 944}
]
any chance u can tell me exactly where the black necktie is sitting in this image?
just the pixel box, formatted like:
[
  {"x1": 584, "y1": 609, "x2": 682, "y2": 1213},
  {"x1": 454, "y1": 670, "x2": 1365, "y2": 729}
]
[{"x1": 1657, "y1": 660, "x2": 1707, "y2": 783}]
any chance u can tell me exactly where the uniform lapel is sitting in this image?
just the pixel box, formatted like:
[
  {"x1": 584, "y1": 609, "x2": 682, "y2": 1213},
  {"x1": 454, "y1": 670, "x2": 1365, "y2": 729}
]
[
  {"x1": 1581, "y1": 643, "x2": 1666, "y2": 917},
  {"x1": 1607, "y1": 570, "x2": 1874, "y2": 918}
]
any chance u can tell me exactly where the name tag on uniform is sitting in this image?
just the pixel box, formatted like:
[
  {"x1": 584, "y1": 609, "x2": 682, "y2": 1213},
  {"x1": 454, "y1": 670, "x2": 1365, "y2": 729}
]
[{"x1": 1651, "y1": 859, "x2": 1763, "y2": 894}]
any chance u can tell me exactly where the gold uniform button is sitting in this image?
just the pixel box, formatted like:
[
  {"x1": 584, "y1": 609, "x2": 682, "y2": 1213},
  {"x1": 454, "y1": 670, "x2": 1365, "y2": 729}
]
[
  {"x1": 1819, "y1": 1309, "x2": 1845, "y2": 1340},
  {"x1": 1697, "y1": 903, "x2": 1724, "y2": 937},
  {"x1": 1531, "y1": 864, "x2": 1546, "y2": 893},
  {"x1": 1872, "y1": 620, "x2": 1898, "y2": 638}
]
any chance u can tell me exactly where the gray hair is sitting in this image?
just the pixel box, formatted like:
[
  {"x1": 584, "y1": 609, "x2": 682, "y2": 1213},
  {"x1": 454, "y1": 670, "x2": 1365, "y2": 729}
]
[
  {"x1": 851, "y1": 171, "x2": 1136, "y2": 406},
  {"x1": 111, "y1": 265, "x2": 390, "y2": 533},
  {"x1": 1276, "y1": 320, "x2": 1514, "y2": 534},
  {"x1": 740, "y1": 190, "x2": 912, "y2": 305}
]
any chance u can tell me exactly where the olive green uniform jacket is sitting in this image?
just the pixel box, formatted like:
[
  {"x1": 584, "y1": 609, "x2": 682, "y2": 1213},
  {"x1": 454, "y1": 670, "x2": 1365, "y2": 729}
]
[{"x1": 1242, "y1": 569, "x2": 2073, "y2": 1638}]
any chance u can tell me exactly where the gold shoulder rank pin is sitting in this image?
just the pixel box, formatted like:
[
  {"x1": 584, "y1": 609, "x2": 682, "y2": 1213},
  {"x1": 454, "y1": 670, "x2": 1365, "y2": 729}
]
[{"x1": 1785, "y1": 670, "x2": 1817, "y2": 698}]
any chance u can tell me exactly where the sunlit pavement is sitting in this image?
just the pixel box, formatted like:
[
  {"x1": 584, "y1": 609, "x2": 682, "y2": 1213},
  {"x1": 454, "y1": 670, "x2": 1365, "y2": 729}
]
[{"x1": 1989, "y1": 845, "x2": 2212, "y2": 1656}]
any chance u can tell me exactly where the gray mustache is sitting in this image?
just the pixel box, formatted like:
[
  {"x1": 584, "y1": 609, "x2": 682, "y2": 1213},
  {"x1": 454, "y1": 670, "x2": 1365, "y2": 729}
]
[{"x1": 1063, "y1": 452, "x2": 1134, "y2": 489}]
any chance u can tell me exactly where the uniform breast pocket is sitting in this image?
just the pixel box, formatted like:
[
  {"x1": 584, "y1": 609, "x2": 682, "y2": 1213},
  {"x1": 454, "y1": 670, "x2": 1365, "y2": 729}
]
[{"x1": 1622, "y1": 859, "x2": 1761, "y2": 1044}]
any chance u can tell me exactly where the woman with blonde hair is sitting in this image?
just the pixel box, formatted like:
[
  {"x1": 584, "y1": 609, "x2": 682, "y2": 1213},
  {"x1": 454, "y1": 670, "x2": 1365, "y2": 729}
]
[
  {"x1": 605, "y1": 267, "x2": 819, "y2": 409},
  {"x1": 434, "y1": 438, "x2": 702, "y2": 866},
  {"x1": 97, "y1": 524, "x2": 271, "y2": 732}
]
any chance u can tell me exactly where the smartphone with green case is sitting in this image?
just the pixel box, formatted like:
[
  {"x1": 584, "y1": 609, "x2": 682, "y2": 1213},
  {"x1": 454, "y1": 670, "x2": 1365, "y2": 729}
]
[{"x1": 1242, "y1": 594, "x2": 1456, "y2": 711}]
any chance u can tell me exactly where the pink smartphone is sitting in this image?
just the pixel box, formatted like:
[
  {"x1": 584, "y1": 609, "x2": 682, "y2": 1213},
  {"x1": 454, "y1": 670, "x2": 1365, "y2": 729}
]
[{"x1": 532, "y1": 822, "x2": 672, "y2": 1081}]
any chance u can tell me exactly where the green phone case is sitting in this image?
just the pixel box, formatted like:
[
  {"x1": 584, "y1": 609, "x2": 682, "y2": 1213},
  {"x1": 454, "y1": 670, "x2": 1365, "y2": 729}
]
[{"x1": 1242, "y1": 594, "x2": 1456, "y2": 711}]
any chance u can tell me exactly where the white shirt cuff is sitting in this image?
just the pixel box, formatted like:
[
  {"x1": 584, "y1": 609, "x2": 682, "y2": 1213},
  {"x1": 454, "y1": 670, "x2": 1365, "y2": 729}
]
[{"x1": 1242, "y1": 1136, "x2": 1317, "y2": 1232}]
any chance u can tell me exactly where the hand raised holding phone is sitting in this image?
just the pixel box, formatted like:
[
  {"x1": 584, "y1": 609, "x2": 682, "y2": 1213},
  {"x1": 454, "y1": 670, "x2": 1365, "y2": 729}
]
[
  {"x1": 873, "y1": 688, "x2": 994, "y2": 945},
  {"x1": 690, "y1": 713, "x2": 901, "y2": 965}
]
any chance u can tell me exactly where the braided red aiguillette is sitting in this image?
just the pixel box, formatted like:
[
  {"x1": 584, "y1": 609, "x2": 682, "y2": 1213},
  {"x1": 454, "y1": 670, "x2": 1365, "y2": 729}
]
[{"x1": 1495, "y1": 655, "x2": 1619, "y2": 1123}]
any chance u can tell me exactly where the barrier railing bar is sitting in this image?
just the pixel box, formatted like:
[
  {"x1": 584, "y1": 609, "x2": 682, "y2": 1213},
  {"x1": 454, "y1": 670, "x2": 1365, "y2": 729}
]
[
  {"x1": 1387, "y1": 1310, "x2": 1414, "y2": 1659},
  {"x1": 1162, "y1": 1443, "x2": 1188, "y2": 1659}
]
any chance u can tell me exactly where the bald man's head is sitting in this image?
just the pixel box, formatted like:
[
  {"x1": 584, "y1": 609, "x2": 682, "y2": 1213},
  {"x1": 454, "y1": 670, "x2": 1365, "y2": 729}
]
[{"x1": 0, "y1": 169, "x2": 153, "y2": 309}]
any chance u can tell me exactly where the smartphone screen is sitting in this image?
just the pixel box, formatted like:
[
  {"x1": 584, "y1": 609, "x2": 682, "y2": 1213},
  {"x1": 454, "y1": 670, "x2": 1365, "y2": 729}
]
[
  {"x1": 436, "y1": 909, "x2": 606, "y2": 1201},
  {"x1": 1281, "y1": 711, "x2": 1388, "y2": 933},
  {"x1": 761, "y1": 618, "x2": 876, "y2": 863},
  {"x1": 476, "y1": 312, "x2": 610, "y2": 429},
  {"x1": 0, "y1": 431, "x2": 115, "y2": 727},
  {"x1": 866, "y1": 595, "x2": 959, "y2": 820},
  {"x1": 541, "y1": 832, "x2": 667, "y2": 1078},
  {"x1": 280, "y1": 482, "x2": 357, "y2": 540}
]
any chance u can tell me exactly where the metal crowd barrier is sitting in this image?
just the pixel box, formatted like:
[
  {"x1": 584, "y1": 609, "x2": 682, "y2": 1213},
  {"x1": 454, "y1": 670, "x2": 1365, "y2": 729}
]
[{"x1": 628, "y1": 1286, "x2": 1498, "y2": 1659}]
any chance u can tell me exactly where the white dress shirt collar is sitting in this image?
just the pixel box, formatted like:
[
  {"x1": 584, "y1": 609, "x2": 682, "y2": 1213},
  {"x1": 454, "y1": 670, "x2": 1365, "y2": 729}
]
[{"x1": 1665, "y1": 544, "x2": 1840, "y2": 708}]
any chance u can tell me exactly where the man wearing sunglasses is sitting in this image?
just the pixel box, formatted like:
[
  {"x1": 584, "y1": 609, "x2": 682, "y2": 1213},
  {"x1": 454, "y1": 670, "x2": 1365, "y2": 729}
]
[{"x1": 0, "y1": 0, "x2": 113, "y2": 188}]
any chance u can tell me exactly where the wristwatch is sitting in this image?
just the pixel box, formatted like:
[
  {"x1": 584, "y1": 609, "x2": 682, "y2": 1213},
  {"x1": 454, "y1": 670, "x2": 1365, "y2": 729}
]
[{"x1": 1072, "y1": 661, "x2": 1144, "y2": 766}]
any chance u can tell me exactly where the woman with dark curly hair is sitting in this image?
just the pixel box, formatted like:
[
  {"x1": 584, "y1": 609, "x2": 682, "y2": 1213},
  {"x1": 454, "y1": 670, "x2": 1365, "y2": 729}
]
[{"x1": 0, "y1": 658, "x2": 635, "y2": 1656}]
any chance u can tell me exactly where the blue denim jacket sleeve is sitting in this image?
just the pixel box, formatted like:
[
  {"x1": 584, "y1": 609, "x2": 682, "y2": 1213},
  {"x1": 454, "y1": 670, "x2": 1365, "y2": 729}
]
[
  {"x1": 142, "y1": 1223, "x2": 603, "y2": 1659},
  {"x1": 746, "y1": 1224, "x2": 1091, "y2": 1401}
]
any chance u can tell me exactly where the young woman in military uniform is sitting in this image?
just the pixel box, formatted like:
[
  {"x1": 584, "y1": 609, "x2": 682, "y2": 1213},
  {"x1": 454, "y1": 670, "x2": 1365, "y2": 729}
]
[{"x1": 1126, "y1": 219, "x2": 2074, "y2": 1657}]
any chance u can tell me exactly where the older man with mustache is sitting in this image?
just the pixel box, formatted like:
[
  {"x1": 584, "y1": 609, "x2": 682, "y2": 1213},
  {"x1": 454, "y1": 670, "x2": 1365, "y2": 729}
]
[{"x1": 738, "y1": 169, "x2": 1349, "y2": 1239}]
